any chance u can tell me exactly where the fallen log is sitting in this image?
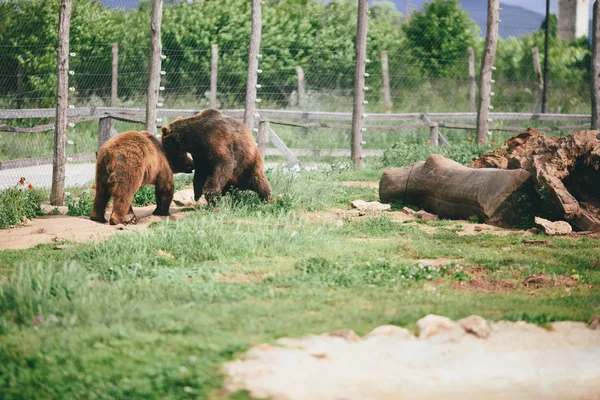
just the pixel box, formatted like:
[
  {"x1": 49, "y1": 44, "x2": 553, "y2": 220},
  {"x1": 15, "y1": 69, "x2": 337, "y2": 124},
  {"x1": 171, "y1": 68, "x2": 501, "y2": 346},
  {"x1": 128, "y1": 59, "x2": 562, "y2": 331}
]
[
  {"x1": 471, "y1": 128, "x2": 600, "y2": 231},
  {"x1": 379, "y1": 154, "x2": 532, "y2": 227}
]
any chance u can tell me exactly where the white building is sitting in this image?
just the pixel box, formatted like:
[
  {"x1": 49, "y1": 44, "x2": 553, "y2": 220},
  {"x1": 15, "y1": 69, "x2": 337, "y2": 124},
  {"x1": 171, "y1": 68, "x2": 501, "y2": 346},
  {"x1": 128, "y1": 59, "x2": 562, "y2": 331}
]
[{"x1": 558, "y1": 0, "x2": 590, "y2": 39}]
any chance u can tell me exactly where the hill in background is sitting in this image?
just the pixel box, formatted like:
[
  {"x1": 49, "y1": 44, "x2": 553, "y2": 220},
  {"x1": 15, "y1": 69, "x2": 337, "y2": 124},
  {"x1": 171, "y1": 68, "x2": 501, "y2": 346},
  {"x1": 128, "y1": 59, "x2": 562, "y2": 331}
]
[{"x1": 101, "y1": 0, "x2": 545, "y2": 38}]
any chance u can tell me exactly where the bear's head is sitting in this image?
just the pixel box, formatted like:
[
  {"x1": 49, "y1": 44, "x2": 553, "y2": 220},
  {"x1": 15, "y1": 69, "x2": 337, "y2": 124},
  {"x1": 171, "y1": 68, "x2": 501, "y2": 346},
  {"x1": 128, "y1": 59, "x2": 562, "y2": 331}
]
[{"x1": 161, "y1": 125, "x2": 194, "y2": 174}]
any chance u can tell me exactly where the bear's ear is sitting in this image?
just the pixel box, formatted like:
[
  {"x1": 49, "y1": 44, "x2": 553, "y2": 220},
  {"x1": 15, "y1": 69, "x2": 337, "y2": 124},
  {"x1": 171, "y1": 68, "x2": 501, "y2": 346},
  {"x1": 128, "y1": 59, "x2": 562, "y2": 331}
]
[
  {"x1": 175, "y1": 116, "x2": 183, "y2": 120},
  {"x1": 161, "y1": 126, "x2": 171, "y2": 137}
]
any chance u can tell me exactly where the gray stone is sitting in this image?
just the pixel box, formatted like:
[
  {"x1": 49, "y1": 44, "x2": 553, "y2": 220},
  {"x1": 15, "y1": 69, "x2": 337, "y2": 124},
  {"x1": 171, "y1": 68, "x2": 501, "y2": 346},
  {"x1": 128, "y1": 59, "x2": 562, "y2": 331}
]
[
  {"x1": 416, "y1": 314, "x2": 465, "y2": 343},
  {"x1": 458, "y1": 315, "x2": 492, "y2": 339},
  {"x1": 172, "y1": 189, "x2": 207, "y2": 207},
  {"x1": 351, "y1": 200, "x2": 391, "y2": 212},
  {"x1": 535, "y1": 217, "x2": 572, "y2": 235},
  {"x1": 365, "y1": 325, "x2": 415, "y2": 340},
  {"x1": 41, "y1": 204, "x2": 68, "y2": 215}
]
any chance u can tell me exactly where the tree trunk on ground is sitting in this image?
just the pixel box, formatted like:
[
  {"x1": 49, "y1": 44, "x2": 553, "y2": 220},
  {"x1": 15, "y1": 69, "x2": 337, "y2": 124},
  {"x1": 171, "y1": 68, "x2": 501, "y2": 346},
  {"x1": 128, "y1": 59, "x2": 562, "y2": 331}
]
[
  {"x1": 379, "y1": 154, "x2": 532, "y2": 228},
  {"x1": 470, "y1": 128, "x2": 600, "y2": 231}
]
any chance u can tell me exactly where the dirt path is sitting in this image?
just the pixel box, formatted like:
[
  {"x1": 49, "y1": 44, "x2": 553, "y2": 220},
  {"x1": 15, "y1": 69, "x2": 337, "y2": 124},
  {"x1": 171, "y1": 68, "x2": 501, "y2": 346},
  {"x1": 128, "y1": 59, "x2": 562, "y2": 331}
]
[
  {"x1": 0, "y1": 205, "x2": 190, "y2": 250},
  {"x1": 224, "y1": 317, "x2": 600, "y2": 400}
]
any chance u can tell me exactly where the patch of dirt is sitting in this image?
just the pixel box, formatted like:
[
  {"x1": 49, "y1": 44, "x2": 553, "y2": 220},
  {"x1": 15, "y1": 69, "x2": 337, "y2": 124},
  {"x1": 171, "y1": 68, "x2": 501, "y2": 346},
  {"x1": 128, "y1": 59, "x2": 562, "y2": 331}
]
[
  {"x1": 458, "y1": 223, "x2": 529, "y2": 237},
  {"x1": 0, "y1": 205, "x2": 191, "y2": 250},
  {"x1": 453, "y1": 266, "x2": 516, "y2": 293},
  {"x1": 522, "y1": 273, "x2": 578, "y2": 289},
  {"x1": 340, "y1": 181, "x2": 379, "y2": 189},
  {"x1": 303, "y1": 208, "x2": 363, "y2": 224},
  {"x1": 213, "y1": 272, "x2": 267, "y2": 284},
  {"x1": 452, "y1": 265, "x2": 578, "y2": 293}
]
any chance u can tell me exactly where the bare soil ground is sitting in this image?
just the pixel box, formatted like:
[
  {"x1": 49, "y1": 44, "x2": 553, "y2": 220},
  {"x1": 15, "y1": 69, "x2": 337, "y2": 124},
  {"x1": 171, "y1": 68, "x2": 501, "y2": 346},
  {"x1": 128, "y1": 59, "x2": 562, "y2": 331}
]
[{"x1": 0, "y1": 205, "x2": 191, "y2": 250}]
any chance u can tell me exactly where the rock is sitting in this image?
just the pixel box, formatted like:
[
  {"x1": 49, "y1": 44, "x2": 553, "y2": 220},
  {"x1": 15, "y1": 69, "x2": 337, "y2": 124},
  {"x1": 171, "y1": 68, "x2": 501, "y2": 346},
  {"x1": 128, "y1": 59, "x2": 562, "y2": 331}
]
[
  {"x1": 41, "y1": 204, "x2": 68, "y2": 215},
  {"x1": 351, "y1": 200, "x2": 391, "y2": 212},
  {"x1": 588, "y1": 315, "x2": 600, "y2": 330},
  {"x1": 458, "y1": 315, "x2": 491, "y2": 339},
  {"x1": 416, "y1": 314, "x2": 465, "y2": 343},
  {"x1": 527, "y1": 227, "x2": 541, "y2": 234},
  {"x1": 327, "y1": 329, "x2": 360, "y2": 342},
  {"x1": 402, "y1": 207, "x2": 438, "y2": 221},
  {"x1": 534, "y1": 217, "x2": 572, "y2": 235},
  {"x1": 365, "y1": 325, "x2": 415, "y2": 340},
  {"x1": 172, "y1": 189, "x2": 207, "y2": 207}
]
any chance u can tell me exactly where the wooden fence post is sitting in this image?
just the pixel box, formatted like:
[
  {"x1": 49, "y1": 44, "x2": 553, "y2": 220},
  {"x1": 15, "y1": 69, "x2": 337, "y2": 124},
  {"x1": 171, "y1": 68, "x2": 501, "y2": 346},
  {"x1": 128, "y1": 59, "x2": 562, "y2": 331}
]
[
  {"x1": 476, "y1": 0, "x2": 500, "y2": 145},
  {"x1": 541, "y1": 0, "x2": 550, "y2": 113},
  {"x1": 381, "y1": 50, "x2": 392, "y2": 113},
  {"x1": 468, "y1": 47, "x2": 475, "y2": 113},
  {"x1": 98, "y1": 117, "x2": 112, "y2": 154},
  {"x1": 243, "y1": 0, "x2": 262, "y2": 133},
  {"x1": 532, "y1": 47, "x2": 544, "y2": 111},
  {"x1": 351, "y1": 0, "x2": 369, "y2": 167},
  {"x1": 429, "y1": 123, "x2": 439, "y2": 146},
  {"x1": 112, "y1": 42, "x2": 118, "y2": 107},
  {"x1": 295, "y1": 66, "x2": 305, "y2": 107},
  {"x1": 51, "y1": 0, "x2": 72, "y2": 206},
  {"x1": 257, "y1": 119, "x2": 269, "y2": 163},
  {"x1": 592, "y1": 0, "x2": 600, "y2": 129},
  {"x1": 145, "y1": 0, "x2": 163, "y2": 134},
  {"x1": 210, "y1": 43, "x2": 218, "y2": 109}
]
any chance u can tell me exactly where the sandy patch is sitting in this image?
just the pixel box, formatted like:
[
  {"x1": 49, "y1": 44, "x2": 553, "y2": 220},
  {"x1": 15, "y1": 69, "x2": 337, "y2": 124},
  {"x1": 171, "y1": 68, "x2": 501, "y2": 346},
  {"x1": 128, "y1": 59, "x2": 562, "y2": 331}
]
[
  {"x1": 0, "y1": 205, "x2": 191, "y2": 250},
  {"x1": 340, "y1": 181, "x2": 379, "y2": 189},
  {"x1": 224, "y1": 318, "x2": 600, "y2": 400}
]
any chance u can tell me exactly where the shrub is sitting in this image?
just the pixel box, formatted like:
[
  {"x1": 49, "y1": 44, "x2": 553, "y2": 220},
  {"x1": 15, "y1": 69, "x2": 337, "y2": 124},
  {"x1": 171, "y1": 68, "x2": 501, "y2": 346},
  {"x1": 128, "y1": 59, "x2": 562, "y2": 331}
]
[
  {"x1": 66, "y1": 190, "x2": 95, "y2": 217},
  {"x1": 132, "y1": 185, "x2": 156, "y2": 207},
  {"x1": 0, "y1": 188, "x2": 43, "y2": 229},
  {"x1": 381, "y1": 142, "x2": 489, "y2": 167}
]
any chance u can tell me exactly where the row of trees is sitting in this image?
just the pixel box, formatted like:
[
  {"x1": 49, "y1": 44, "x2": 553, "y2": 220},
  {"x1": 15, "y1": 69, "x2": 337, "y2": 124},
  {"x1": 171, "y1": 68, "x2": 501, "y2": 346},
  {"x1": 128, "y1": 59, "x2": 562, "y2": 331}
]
[{"x1": 0, "y1": 0, "x2": 592, "y2": 112}]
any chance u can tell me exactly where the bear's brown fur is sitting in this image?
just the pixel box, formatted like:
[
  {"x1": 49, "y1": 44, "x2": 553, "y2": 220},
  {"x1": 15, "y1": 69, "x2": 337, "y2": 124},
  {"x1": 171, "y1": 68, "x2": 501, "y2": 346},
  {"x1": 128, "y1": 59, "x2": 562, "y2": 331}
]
[
  {"x1": 90, "y1": 130, "x2": 194, "y2": 225},
  {"x1": 161, "y1": 109, "x2": 271, "y2": 203}
]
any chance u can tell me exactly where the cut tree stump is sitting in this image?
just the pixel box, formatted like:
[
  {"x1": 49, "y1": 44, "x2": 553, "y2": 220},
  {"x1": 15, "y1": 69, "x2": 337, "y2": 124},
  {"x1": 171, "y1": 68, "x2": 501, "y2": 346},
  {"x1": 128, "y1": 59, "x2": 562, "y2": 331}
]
[
  {"x1": 471, "y1": 128, "x2": 600, "y2": 231},
  {"x1": 379, "y1": 154, "x2": 532, "y2": 227}
]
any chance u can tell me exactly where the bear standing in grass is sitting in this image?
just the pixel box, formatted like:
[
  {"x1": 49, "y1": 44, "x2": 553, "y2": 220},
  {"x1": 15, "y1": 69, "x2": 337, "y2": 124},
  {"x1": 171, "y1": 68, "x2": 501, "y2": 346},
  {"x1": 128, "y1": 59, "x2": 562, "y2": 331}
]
[
  {"x1": 161, "y1": 109, "x2": 271, "y2": 203},
  {"x1": 90, "y1": 130, "x2": 194, "y2": 225}
]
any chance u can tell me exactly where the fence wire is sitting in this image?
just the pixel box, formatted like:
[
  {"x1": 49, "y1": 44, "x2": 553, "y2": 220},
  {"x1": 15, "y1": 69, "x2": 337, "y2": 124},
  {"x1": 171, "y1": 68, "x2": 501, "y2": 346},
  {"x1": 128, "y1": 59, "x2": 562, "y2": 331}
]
[{"x1": 0, "y1": 0, "x2": 594, "y2": 190}]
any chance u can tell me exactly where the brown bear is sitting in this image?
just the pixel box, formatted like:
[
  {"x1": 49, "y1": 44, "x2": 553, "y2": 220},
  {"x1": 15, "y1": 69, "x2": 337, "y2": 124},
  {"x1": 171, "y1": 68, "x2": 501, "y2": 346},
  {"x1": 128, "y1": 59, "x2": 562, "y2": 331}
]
[
  {"x1": 90, "y1": 130, "x2": 194, "y2": 225},
  {"x1": 161, "y1": 109, "x2": 271, "y2": 203}
]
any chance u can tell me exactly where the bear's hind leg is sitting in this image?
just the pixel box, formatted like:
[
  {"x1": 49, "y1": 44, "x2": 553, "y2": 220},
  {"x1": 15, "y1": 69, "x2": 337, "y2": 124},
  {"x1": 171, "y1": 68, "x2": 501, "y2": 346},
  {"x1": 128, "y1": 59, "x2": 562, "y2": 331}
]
[
  {"x1": 109, "y1": 187, "x2": 137, "y2": 225},
  {"x1": 153, "y1": 171, "x2": 174, "y2": 216},
  {"x1": 90, "y1": 183, "x2": 109, "y2": 223}
]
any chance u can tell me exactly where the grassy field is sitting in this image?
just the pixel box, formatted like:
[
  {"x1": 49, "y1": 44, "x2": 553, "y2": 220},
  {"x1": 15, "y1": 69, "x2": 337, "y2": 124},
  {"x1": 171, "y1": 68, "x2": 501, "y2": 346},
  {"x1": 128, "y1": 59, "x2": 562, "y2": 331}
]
[{"x1": 0, "y1": 165, "x2": 599, "y2": 399}]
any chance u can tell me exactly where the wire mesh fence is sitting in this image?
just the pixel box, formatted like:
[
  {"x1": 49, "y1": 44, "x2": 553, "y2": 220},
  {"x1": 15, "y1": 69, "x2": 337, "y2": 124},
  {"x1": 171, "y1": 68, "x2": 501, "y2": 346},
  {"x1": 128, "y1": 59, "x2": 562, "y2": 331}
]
[{"x1": 0, "y1": 0, "x2": 594, "y2": 190}]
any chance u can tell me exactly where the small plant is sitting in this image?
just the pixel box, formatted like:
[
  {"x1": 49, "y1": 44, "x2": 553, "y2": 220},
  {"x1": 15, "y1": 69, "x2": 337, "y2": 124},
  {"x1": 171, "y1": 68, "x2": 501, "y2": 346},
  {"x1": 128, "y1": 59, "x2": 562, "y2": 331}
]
[
  {"x1": 66, "y1": 190, "x2": 95, "y2": 217},
  {"x1": 449, "y1": 265, "x2": 474, "y2": 281},
  {"x1": 133, "y1": 185, "x2": 156, "y2": 207},
  {"x1": 0, "y1": 188, "x2": 44, "y2": 229}
]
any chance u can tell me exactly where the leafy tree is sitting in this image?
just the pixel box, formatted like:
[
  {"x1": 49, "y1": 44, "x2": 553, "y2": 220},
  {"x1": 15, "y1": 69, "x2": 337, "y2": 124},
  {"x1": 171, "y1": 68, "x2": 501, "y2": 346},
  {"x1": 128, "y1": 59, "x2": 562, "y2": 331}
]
[{"x1": 402, "y1": 0, "x2": 478, "y2": 77}]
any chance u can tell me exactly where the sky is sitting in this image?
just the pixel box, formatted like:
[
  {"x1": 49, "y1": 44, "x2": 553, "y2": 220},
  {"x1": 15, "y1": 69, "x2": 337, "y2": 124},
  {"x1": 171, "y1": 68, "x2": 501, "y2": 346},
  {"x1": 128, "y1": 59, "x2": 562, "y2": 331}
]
[{"x1": 501, "y1": 0, "x2": 593, "y2": 14}]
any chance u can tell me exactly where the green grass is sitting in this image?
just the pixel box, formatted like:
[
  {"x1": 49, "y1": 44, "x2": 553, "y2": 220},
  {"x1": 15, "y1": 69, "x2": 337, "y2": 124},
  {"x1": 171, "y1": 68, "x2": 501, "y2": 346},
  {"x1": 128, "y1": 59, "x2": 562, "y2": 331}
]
[{"x1": 0, "y1": 169, "x2": 599, "y2": 399}]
